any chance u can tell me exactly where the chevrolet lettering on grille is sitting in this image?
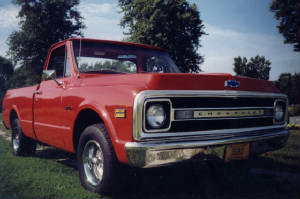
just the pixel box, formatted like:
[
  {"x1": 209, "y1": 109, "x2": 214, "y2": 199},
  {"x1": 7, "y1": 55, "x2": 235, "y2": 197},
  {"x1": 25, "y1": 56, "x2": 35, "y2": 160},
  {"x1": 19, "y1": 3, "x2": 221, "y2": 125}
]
[{"x1": 193, "y1": 109, "x2": 265, "y2": 118}]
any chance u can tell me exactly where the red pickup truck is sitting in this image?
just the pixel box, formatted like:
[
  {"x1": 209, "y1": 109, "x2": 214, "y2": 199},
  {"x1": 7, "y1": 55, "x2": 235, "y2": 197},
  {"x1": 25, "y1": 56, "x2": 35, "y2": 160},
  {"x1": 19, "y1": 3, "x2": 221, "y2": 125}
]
[{"x1": 2, "y1": 38, "x2": 288, "y2": 193}]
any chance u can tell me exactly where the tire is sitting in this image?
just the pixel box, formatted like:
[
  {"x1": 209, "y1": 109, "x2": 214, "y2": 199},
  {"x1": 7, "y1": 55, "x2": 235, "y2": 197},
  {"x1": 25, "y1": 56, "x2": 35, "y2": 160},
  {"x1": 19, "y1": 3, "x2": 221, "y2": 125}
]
[
  {"x1": 11, "y1": 118, "x2": 36, "y2": 156},
  {"x1": 77, "y1": 123, "x2": 118, "y2": 194}
]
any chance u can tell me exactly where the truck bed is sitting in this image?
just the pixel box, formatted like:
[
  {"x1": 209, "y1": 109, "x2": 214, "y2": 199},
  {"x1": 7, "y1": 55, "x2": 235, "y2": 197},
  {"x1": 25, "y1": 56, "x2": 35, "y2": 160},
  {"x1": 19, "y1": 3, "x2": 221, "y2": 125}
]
[{"x1": 2, "y1": 85, "x2": 38, "y2": 139}]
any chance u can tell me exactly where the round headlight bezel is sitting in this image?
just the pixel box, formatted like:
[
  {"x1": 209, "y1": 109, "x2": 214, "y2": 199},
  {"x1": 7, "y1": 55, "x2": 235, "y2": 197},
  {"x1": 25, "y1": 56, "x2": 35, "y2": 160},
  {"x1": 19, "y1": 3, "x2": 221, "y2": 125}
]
[
  {"x1": 274, "y1": 99, "x2": 286, "y2": 124},
  {"x1": 143, "y1": 99, "x2": 171, "y2": 132}
]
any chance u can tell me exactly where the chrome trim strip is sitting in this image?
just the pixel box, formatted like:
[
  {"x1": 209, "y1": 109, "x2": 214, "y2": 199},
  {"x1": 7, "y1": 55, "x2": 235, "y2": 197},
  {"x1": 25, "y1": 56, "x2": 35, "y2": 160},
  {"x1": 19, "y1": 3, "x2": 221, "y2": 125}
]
[
  {"x1": 173, "y1": 106, "x2": 274, "y2": 110},
  {"x1": 173, "y1": 115, "x2": 274, "y2": 122},
  {"x1": 133, "y1": 90, "x2": 288, "y2": 140},
  {"x1": 135, "y1": 90, "x2": 287, "y2": 99},
  {"x1": 136, "y1": 124, "x2": 286, "y2": 140}
]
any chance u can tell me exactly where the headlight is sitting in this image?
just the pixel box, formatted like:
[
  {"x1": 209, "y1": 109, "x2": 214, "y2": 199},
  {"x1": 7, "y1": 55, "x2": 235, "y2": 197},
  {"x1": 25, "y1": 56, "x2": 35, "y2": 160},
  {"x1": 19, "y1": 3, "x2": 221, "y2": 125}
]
[
  {"x1": 146, "y1": 104, "x2": 166, "y2": 128},
  {"x1": 144, "y1": 99, "x2": 171, "y2": 132},
  {"x1": 274, "y1": 99, "x2": 286, "y2": 124},
  {"x1": 275, "y1": 104, "x2": 284, "y2": 121}
]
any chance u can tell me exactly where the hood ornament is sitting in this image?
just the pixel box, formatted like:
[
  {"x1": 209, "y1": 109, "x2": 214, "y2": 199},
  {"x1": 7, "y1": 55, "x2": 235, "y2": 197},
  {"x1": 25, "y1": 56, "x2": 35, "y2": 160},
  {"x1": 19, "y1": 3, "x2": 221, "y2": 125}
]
[{"x1": 225, "y1": 80, "x2": 240, "y2": 88}]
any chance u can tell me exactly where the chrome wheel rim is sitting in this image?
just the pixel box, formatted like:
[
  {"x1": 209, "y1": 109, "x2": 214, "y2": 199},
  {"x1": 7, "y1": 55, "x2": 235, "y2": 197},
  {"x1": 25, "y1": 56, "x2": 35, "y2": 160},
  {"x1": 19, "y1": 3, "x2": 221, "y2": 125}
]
[
  {"x1": 12, "y1": 127, "x2": 20, "y2": 152},
  {"x1": 82, "y1": 140, "x2": 104, "y2": 186}
]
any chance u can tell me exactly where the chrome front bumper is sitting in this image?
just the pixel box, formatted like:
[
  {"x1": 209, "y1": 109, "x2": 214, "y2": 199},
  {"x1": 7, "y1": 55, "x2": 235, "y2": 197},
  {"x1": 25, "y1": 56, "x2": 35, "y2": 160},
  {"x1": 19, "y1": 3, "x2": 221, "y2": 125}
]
[{"x1": 125, "y1": 128, "x2": 289, "y2": 168}]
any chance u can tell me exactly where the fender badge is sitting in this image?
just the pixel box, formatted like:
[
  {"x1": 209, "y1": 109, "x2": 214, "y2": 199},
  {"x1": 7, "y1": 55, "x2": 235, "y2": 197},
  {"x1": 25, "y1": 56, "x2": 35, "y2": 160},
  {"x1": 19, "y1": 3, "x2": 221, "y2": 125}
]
[
  {"x1": 115, "y1": 108, "x2": 126, "y2": 118},
  {"x1": 225, "y1": 80, "x2": 240, "y2": 88}
]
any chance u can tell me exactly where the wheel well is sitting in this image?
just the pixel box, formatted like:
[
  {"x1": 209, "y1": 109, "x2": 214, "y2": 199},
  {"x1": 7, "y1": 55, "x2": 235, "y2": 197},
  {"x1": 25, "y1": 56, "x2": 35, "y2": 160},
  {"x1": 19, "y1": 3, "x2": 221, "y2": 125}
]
[
  {"x1": 10, "y1": 110, "x2": 18, "y2": 126},
  {"x1": 73, "y1": 109, "x2": 103, "y2": 152}
]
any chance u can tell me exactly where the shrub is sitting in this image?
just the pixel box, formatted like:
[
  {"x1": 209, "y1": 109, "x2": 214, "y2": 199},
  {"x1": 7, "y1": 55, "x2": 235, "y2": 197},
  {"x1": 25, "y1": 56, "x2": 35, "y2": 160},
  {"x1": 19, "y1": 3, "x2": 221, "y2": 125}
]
[{"x1": 288, "y1": 104, "x2": 300, "y2": 116}]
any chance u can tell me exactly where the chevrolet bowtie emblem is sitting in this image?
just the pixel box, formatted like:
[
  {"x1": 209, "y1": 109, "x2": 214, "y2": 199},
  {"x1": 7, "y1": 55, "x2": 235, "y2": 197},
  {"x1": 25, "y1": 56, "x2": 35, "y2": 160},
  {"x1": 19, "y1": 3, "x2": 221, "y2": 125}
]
[{"x1": 225, "y1": 80, "x2": 240, "y2": 88}]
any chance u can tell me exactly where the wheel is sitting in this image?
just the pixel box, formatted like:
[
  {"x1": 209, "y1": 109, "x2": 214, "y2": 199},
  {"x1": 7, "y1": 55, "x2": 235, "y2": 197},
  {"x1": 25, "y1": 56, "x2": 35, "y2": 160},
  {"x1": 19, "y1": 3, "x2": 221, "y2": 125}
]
[
  {"x1": 77, "y1": 123, "x2": 118, "y2": 194},
  {"x1": 11, "y1": 118, "x2": 36, "y2": 156}
]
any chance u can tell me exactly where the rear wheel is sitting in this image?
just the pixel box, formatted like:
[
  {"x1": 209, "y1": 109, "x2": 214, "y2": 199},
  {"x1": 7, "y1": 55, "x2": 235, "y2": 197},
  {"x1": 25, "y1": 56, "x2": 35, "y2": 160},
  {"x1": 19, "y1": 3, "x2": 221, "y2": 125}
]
[
  {"x1": 11, "y1": 118, "x2": 36, "y2": 156},
  {"x1": 77, "y1": 123, "x2": 118, "y2": 194}
]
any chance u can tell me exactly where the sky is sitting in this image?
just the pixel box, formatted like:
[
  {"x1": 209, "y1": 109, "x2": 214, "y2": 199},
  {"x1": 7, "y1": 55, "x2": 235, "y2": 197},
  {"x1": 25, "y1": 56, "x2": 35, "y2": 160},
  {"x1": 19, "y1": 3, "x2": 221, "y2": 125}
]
[{"x1": 0, "y1": 0, "x2": 299, "y2": 80}]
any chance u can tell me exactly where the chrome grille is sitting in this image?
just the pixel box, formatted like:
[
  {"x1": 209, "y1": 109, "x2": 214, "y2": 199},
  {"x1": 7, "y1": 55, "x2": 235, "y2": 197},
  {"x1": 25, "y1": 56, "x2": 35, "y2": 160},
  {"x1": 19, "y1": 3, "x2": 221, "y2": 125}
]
[
  {"x1": 169, "y1": 97, "x2": 278, "y2": 132},
  {"x1": 133, "y1": 90, "x2": 288, "y2": 141}
]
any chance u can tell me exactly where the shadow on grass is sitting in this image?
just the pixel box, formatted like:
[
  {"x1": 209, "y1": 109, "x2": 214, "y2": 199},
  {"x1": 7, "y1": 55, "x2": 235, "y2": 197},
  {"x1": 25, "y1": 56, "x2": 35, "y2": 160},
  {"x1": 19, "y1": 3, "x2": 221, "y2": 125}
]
[
  {"x1": 35, "y1": 146, "x2": 77, "y2": 169},
  {"x1": 34, "y1": 147, "x2": 299, "y2": 198},
  {"x1": 110, "y1": 159, "x2": 299, "y2": 198}
]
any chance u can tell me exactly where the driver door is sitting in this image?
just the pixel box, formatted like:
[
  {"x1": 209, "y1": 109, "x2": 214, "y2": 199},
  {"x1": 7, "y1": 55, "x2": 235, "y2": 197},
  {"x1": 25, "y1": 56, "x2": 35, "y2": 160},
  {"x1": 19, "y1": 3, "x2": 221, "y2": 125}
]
[{"x1": 33, "y1": 44, "x2": 70, "y2": 148}]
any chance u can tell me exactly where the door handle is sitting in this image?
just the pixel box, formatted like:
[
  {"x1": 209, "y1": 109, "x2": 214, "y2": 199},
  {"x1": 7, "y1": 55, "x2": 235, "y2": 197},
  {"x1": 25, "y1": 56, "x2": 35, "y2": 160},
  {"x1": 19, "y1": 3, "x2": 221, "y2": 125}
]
[{"x1": 35, "y1": 90, "x2": 42, "y2": 95}]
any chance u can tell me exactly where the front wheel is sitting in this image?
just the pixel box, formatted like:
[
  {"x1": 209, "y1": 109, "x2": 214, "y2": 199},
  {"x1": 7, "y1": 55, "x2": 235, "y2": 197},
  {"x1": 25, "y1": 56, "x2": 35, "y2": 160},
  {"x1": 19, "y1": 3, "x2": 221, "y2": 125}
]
[
  {"x1": 77, "y1": 123, "x2": 118, "y2": 194},
  {"x1": 11, "y1": 118, "x2": 36, "y2": 156}
]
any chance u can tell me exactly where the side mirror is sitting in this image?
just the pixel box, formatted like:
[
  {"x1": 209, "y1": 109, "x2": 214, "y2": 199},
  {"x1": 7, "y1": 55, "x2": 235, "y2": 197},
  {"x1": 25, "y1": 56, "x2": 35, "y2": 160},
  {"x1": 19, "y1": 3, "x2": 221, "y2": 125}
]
[
  {"x1": 43, "y1": 70, "x2": 56, "y2": 80},
  {"x1": 42, "y1": 70, "x2": 62, "y2": 85}
]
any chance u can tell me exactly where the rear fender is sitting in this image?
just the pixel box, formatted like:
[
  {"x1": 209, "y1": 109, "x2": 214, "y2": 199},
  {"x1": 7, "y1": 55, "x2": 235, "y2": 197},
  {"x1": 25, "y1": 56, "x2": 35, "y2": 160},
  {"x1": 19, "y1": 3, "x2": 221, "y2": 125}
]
[{"x1": 9, "y1": 105, "x2": 21, "y2": 127}]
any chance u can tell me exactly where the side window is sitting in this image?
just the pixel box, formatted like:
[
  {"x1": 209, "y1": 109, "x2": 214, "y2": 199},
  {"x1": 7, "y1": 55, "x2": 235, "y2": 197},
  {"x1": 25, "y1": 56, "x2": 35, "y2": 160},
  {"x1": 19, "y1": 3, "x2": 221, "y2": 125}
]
[
  {"x1": 47, "y1": 45, "x2": 65, "y2": 78},
  {"x1": 64, "y1": 47, "x2": 71, "y2": 77},
  {"x1": 144, "y1": 56, "x2": 170, "y2": 73}
]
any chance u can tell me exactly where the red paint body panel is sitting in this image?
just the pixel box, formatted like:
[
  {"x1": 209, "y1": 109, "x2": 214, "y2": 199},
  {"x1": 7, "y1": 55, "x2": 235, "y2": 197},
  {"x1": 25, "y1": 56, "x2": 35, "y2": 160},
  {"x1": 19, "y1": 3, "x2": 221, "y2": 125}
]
[
  {"x1": 1, "y1": 38, "x2": 280, "y2": 164},
  {"x1": 2, "y1": 86, "x2": 38, "y2": 139}
]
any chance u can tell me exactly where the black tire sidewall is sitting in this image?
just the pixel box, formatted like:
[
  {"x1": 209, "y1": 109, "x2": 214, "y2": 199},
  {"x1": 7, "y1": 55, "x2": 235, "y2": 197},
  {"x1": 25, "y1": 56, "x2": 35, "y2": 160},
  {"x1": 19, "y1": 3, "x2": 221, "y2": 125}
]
[
  {"x1": 77, "y1": 124, "x2": 116, "y2": 193},
  {"x1": 11, "y1": 118, "x2": 36, "y2": 156},
  {"x1": 11, "y1": 118, "x2": 24, "y2": 156}
]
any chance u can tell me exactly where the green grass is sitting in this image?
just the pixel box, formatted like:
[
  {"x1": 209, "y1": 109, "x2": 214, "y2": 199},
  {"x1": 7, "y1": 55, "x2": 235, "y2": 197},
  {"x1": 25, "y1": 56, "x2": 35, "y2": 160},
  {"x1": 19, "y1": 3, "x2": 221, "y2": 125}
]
[
  {"x1": 0, "y1": 113, "x2": 299, "y2": 198},
  {"x1": 0, "y1": 113, "x2": 7, "y2": 132},
  {"x1": 0, "y1": 136, "x2": 100, "y2": 199}
]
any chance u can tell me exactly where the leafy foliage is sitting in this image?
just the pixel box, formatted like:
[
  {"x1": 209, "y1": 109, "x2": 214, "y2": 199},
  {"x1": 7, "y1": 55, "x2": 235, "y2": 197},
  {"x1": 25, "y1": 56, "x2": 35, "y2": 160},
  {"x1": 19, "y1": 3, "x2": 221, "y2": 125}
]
[
  {"x1": 275, "y1": 73, "x2": 299, "y2": 104},
  {"x1": 118, "y1": 0, "x2": 206, "y2": 72},
  {"x1": 270, "y1": 0, "x2": 300, "y2": 51},
  {"x1": 0, "y1": 56, "x2": 14, "y2": 111},
  {"x1": 7, "y1": 0, "x2": 85, "y2": 88},
  {"x1": 233, "y1": 55, "x2": 271, "y2": 80},
  {"x1": 288, "y1": 104, "x2": 300, "y2": 116},
  {"x1": 8, "y1": 67, "x2": 41, "y2": 89},
  {"x1": 0, "y1": 56, "x2": 13, "y2": 82}
]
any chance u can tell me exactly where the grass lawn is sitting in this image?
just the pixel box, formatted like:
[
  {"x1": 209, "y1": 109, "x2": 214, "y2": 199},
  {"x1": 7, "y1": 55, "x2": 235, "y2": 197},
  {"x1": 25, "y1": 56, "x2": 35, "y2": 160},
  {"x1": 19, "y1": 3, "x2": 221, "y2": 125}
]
[
  {"x1": 0, "y1": 114, "x2": 299, "y2": 198},
  {"x1": 0, "y1": 113, "x2": 7, "y2": 132}
]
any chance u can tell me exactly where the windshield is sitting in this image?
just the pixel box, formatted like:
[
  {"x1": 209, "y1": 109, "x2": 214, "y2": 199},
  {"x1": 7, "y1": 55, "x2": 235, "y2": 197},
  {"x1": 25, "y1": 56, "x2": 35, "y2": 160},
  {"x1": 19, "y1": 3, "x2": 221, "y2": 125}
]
[{"x1": 72, "y1": 40, "x2": 180, "y2": 74}]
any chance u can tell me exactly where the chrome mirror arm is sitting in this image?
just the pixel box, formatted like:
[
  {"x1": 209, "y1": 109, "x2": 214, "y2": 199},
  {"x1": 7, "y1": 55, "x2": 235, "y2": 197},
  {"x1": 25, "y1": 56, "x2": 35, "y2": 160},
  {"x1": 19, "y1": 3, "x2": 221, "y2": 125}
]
[{"x1": 53, "y1": 79, "x2": 62, "y2": 86}]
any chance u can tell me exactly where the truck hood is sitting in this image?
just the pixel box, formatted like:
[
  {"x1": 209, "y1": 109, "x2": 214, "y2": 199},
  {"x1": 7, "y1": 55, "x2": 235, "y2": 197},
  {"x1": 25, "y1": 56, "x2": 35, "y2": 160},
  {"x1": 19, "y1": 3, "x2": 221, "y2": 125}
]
[{"x1": 79, "y1": 73, "x2": 280, "y2": 93}]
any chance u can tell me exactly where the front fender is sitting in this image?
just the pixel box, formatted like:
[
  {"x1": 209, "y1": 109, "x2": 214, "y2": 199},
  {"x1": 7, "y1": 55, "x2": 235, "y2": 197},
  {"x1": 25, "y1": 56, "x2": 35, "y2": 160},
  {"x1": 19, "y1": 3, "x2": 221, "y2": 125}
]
[{"x1": 73, "y1": 100, "x2": 130, "y2": 164}]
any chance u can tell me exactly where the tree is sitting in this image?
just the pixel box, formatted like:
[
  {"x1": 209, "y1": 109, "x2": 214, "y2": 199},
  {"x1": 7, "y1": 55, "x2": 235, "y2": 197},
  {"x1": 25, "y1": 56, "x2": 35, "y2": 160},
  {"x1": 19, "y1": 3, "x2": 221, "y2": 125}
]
[
  {"x1": 0, "y1": 56, "x2": 13, "y2": 82},
  {"x1": 275, "y1": 73, "x2": 300, "y2": 104},
  {"x1": 7, "y1": 0, "x2": 85, "y2": 88},
  {"x1": 233, "y1": 55, "x2": 271, "y2": 80},
  {"x1": 118, "y1": 0, "x2": 206, "y2": 72},
  {"x1": 0, "y1": 56, "x2": 14, "y2": 111},
  {"x1": 270, "y1": 0, "x2": 300, "y2": 51}
]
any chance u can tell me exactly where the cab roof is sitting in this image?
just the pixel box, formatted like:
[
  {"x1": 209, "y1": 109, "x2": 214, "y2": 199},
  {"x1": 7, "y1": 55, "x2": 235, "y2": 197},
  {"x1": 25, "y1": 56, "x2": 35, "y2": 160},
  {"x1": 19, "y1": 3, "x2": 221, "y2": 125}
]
[{"x1": 50, "y1": 37, "x2": 166, "y2": 51}]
